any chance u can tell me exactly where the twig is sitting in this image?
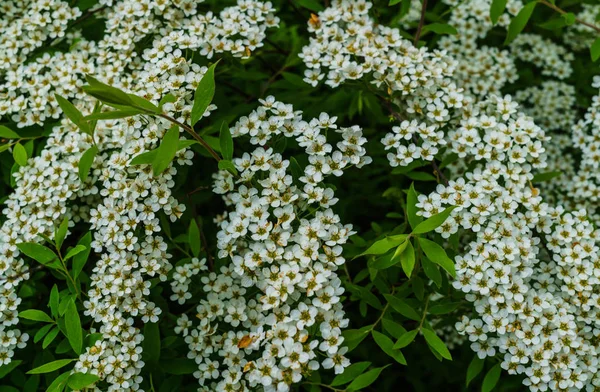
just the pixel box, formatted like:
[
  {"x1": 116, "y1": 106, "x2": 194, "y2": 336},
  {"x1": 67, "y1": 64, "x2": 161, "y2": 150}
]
[
  {"x1": 538, "y1": 0, "x2": 600, "y2": 34},
  {"x1": 413, "y1": 0, "x2": 428, "y2": 46},
  {"x1": 158, "y1": 114, "x2": 221, "y2": 162}
]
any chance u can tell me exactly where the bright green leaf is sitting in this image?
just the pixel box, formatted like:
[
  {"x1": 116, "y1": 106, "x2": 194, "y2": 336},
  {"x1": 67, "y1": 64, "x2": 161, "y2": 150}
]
[
  {"x1": 490, "y1": 0, "x2": 507, "y2": 24},
  {"x1": 16, "y1": 243, "x2": 57, "y2": 265},
  {"x1": 65, "y1": 300, "x2": 83, "y2": 354},
  {"x1": 422, "y1": 23, "x2": 457, "y2": 35},
  {"x1": 347, "y1": 365, "x2": 390, "y2": 391},
  {"x1": 55, "y1": 94, "x2": 90, "y2": 134},
  {"x1": 13, "y1": 142, "x2": 27, "y2": 166},
  {"x1": 418, "y1": 237, "x2": 456, "y2": 277},
  {"x1": 19, "y1": 309, "x2": 54, "y2": 323},
  {"x1": 219, "y1": 122, "x2": 234, "y2": 161},
  {"x1": 412, "y1": 206, "x2": 456, "y2": 234},
  {"x1": 422, "y1": 328, "x2": 452, "y2": 360},
  {"x1": 191, "y1": 61, "x2": 219, "y2": 126},
  {"x1": 72, "y1": 233, "x2": 92, "y2": 279},
  {"x1": 504, "y1": 1, "x2": 536, "y2": 45},
  {"x1": 27, "y1": 359, "x2": 75, "y2": 374},
  {"x1": 67, "y1": 372, "x2": 100, "y2": 389},
  {"x1": 0, "y1": 126, "x2": 19, "y2": 139},
  {"x1": 482, "y1": 363, "x2": 502, "y2": 392},
  {"x1": 152, "y1": 126, "x2": 180, "y2": 176},
  {"x1": 78, "y1": 145, "x2": 98, "y2": 182},
  {"x1": 331, "y1": 362, "x2": 371, "y2": 386}
]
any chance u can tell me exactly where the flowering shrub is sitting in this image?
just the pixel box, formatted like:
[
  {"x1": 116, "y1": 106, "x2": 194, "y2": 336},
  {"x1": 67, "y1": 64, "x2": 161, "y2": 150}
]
[{"x1": 2, "y1": 0, "x2": 600, "y2": 391}]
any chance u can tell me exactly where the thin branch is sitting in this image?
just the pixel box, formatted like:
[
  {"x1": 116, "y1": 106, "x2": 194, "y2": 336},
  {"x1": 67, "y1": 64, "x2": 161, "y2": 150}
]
[
  {"x1": 413, "y1": 0, "x2": 428, "y2": 46},
  {"x1": 539, "y1": 0, "x2": 600, "y2": 34},
  {"x1": 158, "y1": 113, "x2": 221, "y2": 162}
]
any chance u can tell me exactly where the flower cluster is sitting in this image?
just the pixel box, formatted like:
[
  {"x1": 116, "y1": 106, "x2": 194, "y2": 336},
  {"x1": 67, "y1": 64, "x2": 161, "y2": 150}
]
[
  {"x1": 172, "y1": 97, "x2": 369, "y2": 391},
  {"x1": 510, "y1": 34, "x2": 573, "y2": 80}
]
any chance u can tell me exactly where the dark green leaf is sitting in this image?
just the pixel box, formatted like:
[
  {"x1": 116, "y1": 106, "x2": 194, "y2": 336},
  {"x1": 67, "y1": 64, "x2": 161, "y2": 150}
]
[
  {"x1": 422, "y1": 23, "x2": 457, "y2": 35},
  {"x1": 422, "y1": 328, "x2": 452, "y2": 360},
  {"x1": 393, "y1": 329, "x2": 418, "y2": 349},
  {"x1": 0, "y1": 360, "x2": 22, "y2": 379},
  {"x1": 372, "y1": 330, "x2": 406, "y2": 365},
  {"x1": 84, "y1": 109, "x2": 143, "y2": 121},
  {"x1": 592, "y1": 37, "x2": 600, "y2": 62},
  {"x1": 189, "y1": 219, "x2": 201, "y2": 257},
  {"x1": 331, "y1": 362, "x2": 371, "y2": 386},
  {"x1": 67, "y1": 373, "x2": 100, "y2": 389},
  {"x1": 78, "y1": 145, "x2": 98, "y2": 182},
  {"x1": 383, "y1": 295, "x2": 420, "y2": 321},
  {"x1": 72, "y1": 233, "x2": 92, "y2": 279},
  {"x1": 466, "y1": 355, "x2": 485, "y2": 387},
  {"x1": 143, "y1": 322, "x2": 161, "y2": 363},
  {"x1": 219, "y1": 122, "x2": 234, "y2": 161},
  {"x1": 65, "y1": 300, "x2": 82, "y2": 354},
  {"x1": 504, "y1": 1, "x2": 536, "y2": 44},
  {"x1": 42, "y1": 327, "x2": 59, "y2": 349},
  {"x1": 532, "y1": 171, "x2": 562, "y2": 183},
  {"x1": 55, "y1": 95, "x2": 90, "y2": 134},
  {"x1": 55, "y1": 216, "x2": 69, "y2": 249},
  {"x1": 407, "y1": 183, "x2": 422, "y2": 229},
  {"x1": 482, "y1": 363, "x2": 502, "y2": 392},
  {"x1": 347, "y1": 365, "x2": 390, "y2": 391},
  {"x1": 490, "y1": 0, "x2": 507, "y2": 24},
  {"x1": 218, "y1": 159, "x2": 238, "y2": 175}
]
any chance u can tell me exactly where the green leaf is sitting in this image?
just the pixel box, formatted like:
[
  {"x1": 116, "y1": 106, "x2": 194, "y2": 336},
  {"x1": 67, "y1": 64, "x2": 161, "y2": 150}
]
[
  {"x1": 143, "y1": 322, "x2": 161, "y2": 363},
  {"x1": 78, "y1": 145, "x2": 98, "y2": 182},
  {"x1": 482, "y1": 363, "x2": 502, "y2": 392},
  {"x1": 0, "y1": 360, "x2": 22, "y2": 379},
  {"x1": 504, "y1": 1, "x2": 536, "y2": 45},
  {"x1": 218, "y1": 159, "x2": 238, "y2": 176},
  {"x1": 562, "y1": 12, "x2": 575, "y2": 26},
  {"x1": 152, "y1": 126, "x2": 180, "y2": 176},
  {"x1": 383, "y1": 294, "x2": 420, "y2": 321},
  {"x1": 64, "y1": 245, "x2": 87, "y2": 260},
  {"x1": 422, "y1": 23, "x2": 457, "y2": 35},
  {"x1": 347, "y1": 365, "x2": 390, "y2": 391},
  {"x1": 16, "y1": 243, "x2": 57, "y2": 265},
  {"x1": 371, "y1": 238, "x2": 408, "y2": 270},
  {"x1": 428, "y1": 302, "x2": 461, "y2": 315},
  {"x1": 532, "y1": 171, "x2": 562, "y2": 183},
  {"x1": 127, "y1": 94, "x2": 160, "y2": 114},
  {"x1": 191, "y1": 61, "x2": 219, "y2": 126},
  {"x1": 422, "y1": 328, "x2": 452, "y2": 360},
  {"x1": 55, "y1": 94, "x2": 90, "y2": 134},
  {"x1": 27, "y1": 359, "x2": 75, "y2": 374},
  {"x1": 389, "y1": 0, "x2": 402, "y2": 5},
  {"x1": 592, "y1": 37, "x2": 600, "y2": 62},
  {"x1": 45, "y1": 371, "x2": 70, "y2": 392},
  {"x1": 343, "y1": 326, "x2": 371, "y2": 352},
  {"x1": 158, "y1": 93, "x2": 177, "y2": 110},
  {"x1": 130, "y1": 150, "x2": 156, "y2": 166},
  {"x1": 407, "y1": 183, "x2": 422, "y2": 229},
  {"x1": 67, "y1": 373, "x2": 100, "y2": 389},
  {"x1": 83, "y1": 75, "x2": 134, "y2": 107},
  {"x1": 418, "y1": 237, "x2": 456, "y2": 277},
  {"x1": 55, "y1": 216, "x2": 69, "y2": 249},
  {"x1": 19, "y1": 309, "x2": 54, "y2": 323},
  {"x1": 0, "y1": 125, "x2": 19, "y2": 139},
  {"x1": 393, "y1": 329, "x2": 418, "y2": 349},
  {"x1": 412, "y1": 206, "x2": 456, "y2": 234},
  {"x1": 84, "y1": 109, "x2": 143, "y2": 121},
  {"x1": 42, "y1": 327, "x2": 59, "y2": 349},
  {"x1": 331, "y1": 362, "x2": 371, "y2": 386},
  {"x1": 466, "y1": 355, "x2": 485, "y2": 387},
  {"x1": 358, "y1": 235, "x2": 407, "y2": 257},
  {"x1": 160, "y1": 359, "x2": 198, "y2": 375},
  {"x1": 295, "y1": 0, "x2": 324, "y2": 11},
  {"x1": 219, "y1": 122, "x2": 234, "y2": 161},
  {"x1": 372, "y1": 331, "x2": 406, "y2": 365},
  {"x1": 490, "y1": 0, "x2": 507, "y2": 24},
  {"x1": 65, "y1": 300, "x2": 83, "y2": 354},
  {"x1": 34, "y1": 324, "x2": 54, "y2": 343},
  {"x1": 72, "y1": 233, "x2": 92, "y2": 279},
  {"x1": 13, "y1": 142, "x2": 27, "y2": 166},
  {"x1": 49, "y1": 285, "x2": 59, "y2": 317},
  {"x1": 189, "y1": 219, "x2": 201, "y2": 257},
  {"x1": 400, "y1": 240, "x2": 415, "y2": 277}
]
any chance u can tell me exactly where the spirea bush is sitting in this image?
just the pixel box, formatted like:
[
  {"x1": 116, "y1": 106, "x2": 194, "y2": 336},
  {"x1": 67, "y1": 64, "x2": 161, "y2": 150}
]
[{"x1": 3, "y1": 0, "x2": 600, "y2": 391}]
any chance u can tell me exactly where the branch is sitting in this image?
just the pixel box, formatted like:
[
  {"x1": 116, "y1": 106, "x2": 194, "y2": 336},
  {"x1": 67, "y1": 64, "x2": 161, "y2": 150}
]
[
  {"x1": 538, "y1": 0, "x2": 600, "y2": 34},
  {"x1": 414, "y1": 0, "x2": 429, "y2": 46}
]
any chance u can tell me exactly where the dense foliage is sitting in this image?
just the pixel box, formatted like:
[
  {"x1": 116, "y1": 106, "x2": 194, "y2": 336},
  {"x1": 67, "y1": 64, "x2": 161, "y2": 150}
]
[{"x1": 2, "y1": 0, "x2": 600, "y2": 391}]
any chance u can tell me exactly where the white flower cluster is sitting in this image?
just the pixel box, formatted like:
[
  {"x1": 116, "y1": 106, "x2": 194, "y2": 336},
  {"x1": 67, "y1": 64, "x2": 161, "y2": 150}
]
[
  {"x1": 564, "y1": 3, "x2": 600, "y2": 51},
  {"x1": 510, "y1": 33, "x2": 573, "y2": 80},
  {"x1": 437, "y1": 0, "x2": 521, "y2": 97},
  {"x1": 515, "y1": 81, "x2": 577, "y2": 133},
  {"x1": 0, "y1": 0, "x2": 278, "y2": 390},
  {"x1": 0, "y1": 0, "x2": 278, "y2": 127},
  {"x1": 172, "y1": 97, "x2": 370, "y2": 391},
  {"x1": 0, "y1": 0, "x2": 81, "y2": 71}
]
